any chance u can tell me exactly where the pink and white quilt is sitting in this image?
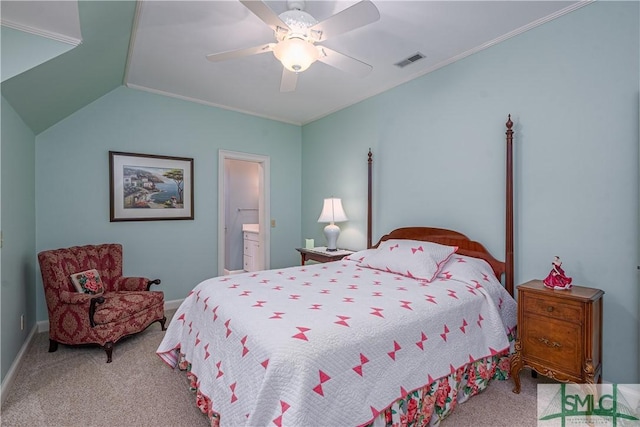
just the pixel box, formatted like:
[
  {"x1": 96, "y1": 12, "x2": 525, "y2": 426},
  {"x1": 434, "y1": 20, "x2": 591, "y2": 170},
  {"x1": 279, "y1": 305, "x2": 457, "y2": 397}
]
[{"x1": 157, "y1": 252, "x2": 516, "y2": 427}]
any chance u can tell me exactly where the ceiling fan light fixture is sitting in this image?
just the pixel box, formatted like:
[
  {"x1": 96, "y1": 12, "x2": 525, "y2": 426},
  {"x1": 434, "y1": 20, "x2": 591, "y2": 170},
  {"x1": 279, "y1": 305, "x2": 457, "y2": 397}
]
[
  {"x1": 272, "y1": 37, "x2": 319, "y2": 73},
  {"x1": 278, "y1": 9, "x2": 317, "y2": 33},
  {"x1": 206, "y1": 0, "x2": 380, "y2": 91}
]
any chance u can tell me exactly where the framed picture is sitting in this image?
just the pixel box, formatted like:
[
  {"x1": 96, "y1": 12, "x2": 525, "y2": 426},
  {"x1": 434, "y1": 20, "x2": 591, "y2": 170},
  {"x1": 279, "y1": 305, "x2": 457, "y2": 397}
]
[{"x1": 109, "y1": 151, "x2": 194, "y2": 222}]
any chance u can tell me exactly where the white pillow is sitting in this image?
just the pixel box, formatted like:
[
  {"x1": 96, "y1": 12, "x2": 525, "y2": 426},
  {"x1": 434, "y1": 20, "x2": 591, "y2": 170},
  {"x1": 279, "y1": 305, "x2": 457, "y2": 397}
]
[
  {"x1": 343, "y1": 248, "x2": 378, "y2": 264},
  {"x1": 358, "y1": 239, "x2": 458, "y2": 282},
  {"x1": 436, "y1": 255, "x2": 498, "y2": 284}
]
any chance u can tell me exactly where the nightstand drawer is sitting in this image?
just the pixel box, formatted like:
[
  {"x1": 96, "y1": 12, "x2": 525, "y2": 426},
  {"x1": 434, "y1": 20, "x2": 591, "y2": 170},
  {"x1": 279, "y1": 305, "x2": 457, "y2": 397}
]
[
  {"x1": 510, "y1": 280, "x2": 604, "y2": 393},
  {"x1": 521, "y1": 315, "x2": 582, "y2": 377},
  {"x1": 523, "y1": 294, "x2": 583, "y2": 322}
]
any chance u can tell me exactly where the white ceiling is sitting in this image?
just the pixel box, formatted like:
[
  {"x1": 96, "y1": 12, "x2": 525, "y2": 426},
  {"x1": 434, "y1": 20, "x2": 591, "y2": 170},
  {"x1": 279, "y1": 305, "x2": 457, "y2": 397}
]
[
  {"x1": 2, "y1": 1, "x2": 589, "y2": 128},
  {"x1": 125, "y1": 0, "x2": 587, "y2": 125},
  {"x1": 1, "y1": 0, "x2": 82, "y2": 44}
]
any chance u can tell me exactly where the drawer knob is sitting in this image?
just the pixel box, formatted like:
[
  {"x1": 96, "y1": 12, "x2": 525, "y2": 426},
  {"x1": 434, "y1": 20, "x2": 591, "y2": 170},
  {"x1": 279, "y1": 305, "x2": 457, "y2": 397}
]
[
  {"x1": 538, "y1": 337, "x2": 562, "y2": 348},
  {"x1": 546, "y1": 306, "x2": 554, "y2": 312}
]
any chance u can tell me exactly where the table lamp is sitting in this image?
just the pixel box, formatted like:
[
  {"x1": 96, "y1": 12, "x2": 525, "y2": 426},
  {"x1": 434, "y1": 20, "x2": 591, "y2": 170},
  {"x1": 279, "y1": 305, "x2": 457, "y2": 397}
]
[{"x1": 317, "y1": 198, "x2": 348, "y2": 251}]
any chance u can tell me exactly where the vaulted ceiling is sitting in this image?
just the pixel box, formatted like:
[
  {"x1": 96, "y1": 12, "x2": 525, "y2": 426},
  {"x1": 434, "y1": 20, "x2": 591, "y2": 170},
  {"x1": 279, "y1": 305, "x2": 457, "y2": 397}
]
[
  {"x1": 1, "y1": 1, "x2": 590, "y2": 135},
  {"x1": 1, "y1": 1, "x2": 136, "y2": 134}
]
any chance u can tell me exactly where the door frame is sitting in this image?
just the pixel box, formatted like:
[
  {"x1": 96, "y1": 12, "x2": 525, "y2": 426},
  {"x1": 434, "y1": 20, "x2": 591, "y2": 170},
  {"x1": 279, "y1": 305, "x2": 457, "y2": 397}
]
[{"x1": 218, "y1": 150, "x2": 270, "y2": 276}]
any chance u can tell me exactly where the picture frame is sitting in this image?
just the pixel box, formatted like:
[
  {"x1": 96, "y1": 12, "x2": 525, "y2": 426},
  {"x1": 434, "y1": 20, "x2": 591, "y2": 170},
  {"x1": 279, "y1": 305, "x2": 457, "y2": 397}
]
[{"x1": 109, "y1": 151, "x2": 194, "y2": 222}]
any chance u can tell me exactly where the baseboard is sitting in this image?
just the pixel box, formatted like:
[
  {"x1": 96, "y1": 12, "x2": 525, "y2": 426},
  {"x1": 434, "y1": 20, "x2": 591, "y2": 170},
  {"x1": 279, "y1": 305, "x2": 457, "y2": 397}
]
[
  {"x1": 164, "y1": 298, "x2": 183, "y2": 311},
  {"x1": 0, "y1": 324, "x2": 38, "y2": 407},
  {"x1": 5, "y1": 297, "x2": 185, "y2": 406}
]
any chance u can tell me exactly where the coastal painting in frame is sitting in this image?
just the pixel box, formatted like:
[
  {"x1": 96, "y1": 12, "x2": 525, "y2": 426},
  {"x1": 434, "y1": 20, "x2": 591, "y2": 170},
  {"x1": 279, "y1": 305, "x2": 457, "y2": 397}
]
[{"x1": 109, "y1": 151, "x2": 194, "y2": 221}]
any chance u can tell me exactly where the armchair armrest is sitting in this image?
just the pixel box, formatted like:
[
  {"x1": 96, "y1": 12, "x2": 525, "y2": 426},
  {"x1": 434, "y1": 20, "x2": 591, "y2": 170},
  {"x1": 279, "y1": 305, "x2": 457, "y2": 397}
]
[
  {"x1": 89, "y1": 296, "x2": 105, "y2": 327},
  {"x1": 57, "y1": 291, "x2": 104, "y2": 327},
  {"x1": 146, "y1": 278, "x2": 161, "y2": 291},
  {"x1": 59, "y1": 290, "x2": 94, "y2": 305},
  {"x1": 114, "y1": 277, "x2": 161, "y2": 291},
  {"x1": 115, "y1": 276, "x2": 149, "y2": 292}
]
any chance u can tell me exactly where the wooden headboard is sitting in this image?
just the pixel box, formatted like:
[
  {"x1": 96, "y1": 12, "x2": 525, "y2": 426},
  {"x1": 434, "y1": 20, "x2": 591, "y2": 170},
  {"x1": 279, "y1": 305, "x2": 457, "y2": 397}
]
[{"x1": 366, "y1": 116, "x2": 515, "y2": 295}]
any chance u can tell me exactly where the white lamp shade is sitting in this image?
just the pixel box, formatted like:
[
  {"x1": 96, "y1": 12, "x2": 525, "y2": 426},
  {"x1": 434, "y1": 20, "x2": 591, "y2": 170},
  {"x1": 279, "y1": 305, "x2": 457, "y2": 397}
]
[
  {"x1": 317, "y1": 198, "x2": 348, "y2": 223},
  {"x1": 272, "y1": 37, "x2": 319, "y2": 73}
]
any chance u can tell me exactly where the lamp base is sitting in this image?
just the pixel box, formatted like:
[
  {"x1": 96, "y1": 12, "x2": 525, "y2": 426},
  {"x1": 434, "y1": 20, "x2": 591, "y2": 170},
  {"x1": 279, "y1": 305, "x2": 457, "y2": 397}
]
[{"x1": 323, "y1": 223, "x2": 340, "y2": 252}]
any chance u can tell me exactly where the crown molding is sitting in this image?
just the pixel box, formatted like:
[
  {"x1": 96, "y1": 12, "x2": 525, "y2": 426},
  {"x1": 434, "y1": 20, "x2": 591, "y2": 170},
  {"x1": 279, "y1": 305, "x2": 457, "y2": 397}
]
[{"x1": 1, "y1": 19, "x2": 82, "y2": 46}]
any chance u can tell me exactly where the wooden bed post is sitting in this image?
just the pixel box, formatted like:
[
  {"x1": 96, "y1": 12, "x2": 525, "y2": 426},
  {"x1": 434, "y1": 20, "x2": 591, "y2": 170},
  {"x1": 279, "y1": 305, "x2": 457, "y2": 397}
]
[
  {"x1": 365, "y1": 117, "x2": 515, "y2": 296},
  {"x1": 367, "y1": 149, "x2": 373, "y2": 249},
  {"x1": 505, "y1": 115, "x2": 514, "y2": 295}
]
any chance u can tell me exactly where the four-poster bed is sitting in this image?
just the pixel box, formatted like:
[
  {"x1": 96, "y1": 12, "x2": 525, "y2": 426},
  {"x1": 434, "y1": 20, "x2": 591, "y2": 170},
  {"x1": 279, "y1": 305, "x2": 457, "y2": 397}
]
[
  {"x1": 157, "y1": 116, "x2": 517, "y2": 426},
  {"x1": 365, "y1": 115, "x2": 515, "y2": 295}
]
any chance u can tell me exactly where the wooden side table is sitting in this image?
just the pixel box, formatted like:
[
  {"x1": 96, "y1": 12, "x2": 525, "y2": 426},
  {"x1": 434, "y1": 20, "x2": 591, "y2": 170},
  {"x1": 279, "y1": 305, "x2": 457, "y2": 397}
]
[
  {"x1": 510, "y1": 280, "x2": 604, "y2": 393},
  {"x1": 296, "y1": 247, "x2": 354, "y2": 265}
]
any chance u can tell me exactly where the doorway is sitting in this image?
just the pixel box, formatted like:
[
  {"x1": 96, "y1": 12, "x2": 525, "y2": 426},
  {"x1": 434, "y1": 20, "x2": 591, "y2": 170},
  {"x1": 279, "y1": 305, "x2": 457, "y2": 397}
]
[{"x1": 218, "y1": 150, "x2": 270, "y2": 276}]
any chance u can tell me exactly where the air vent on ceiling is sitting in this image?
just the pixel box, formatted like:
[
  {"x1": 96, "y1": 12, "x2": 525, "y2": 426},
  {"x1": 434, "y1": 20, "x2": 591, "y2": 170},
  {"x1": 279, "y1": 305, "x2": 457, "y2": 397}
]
[{"x1": 394, "y1": 52, "x2": 426, "y2": 68}]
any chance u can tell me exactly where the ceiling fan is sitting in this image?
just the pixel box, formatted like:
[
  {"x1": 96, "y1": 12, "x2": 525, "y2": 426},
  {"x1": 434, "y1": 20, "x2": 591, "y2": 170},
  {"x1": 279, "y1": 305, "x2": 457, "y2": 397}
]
[{"x1": 206, "y1": 0, "x2": 380, "y2": 92}]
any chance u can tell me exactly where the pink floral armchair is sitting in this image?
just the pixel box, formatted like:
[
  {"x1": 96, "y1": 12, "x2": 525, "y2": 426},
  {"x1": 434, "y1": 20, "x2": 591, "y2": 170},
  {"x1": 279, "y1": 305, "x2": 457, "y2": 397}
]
[{"x1": 38, "y1": 243, "x2": 166, "y2": 363}]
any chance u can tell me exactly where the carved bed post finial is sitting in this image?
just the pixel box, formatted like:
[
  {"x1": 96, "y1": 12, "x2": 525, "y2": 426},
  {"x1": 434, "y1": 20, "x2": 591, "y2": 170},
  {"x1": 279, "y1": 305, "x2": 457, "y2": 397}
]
[
  {"x1": 505, "y1": 115, "x2": 514, "y2": 295},
  {"x1": 367, "y1": 149, "x2": 373, "y2": 249}
]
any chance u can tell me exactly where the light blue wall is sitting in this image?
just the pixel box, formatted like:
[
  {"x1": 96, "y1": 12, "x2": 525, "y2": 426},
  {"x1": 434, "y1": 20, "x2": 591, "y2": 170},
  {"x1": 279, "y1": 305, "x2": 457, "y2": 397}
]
[
  {"x1": 35, "y1": 86, "x2": 302, "y2": 321},
  {"x1": 1, "y1": 96, "x2": 37, "y2": 382},
  {"x1": 302, "y1": 1, "x2": 639, "y2": 383},
  {"x1": 0, "y1": 27, "x2": 76, "y2": 82},
  {"x1": 3, "y1": 0, "x2": 638, "y2": 388}
]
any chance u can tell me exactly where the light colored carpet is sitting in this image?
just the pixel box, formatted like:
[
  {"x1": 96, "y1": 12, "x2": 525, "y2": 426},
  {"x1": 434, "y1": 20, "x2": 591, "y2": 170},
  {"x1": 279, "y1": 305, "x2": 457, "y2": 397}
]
[{"x1": 1, "y1": 310, "x2": 548, "y2": 426}]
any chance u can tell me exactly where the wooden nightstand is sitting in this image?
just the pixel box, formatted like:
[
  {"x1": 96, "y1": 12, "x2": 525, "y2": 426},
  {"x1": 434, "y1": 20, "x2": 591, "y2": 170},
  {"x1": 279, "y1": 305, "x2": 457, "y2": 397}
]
[
  {"x1": 510, "y1": 280, "x2": 604, "y2": 393},
  {"x1": 296, "y1": 247, "x2": 354, "y2": 265}
]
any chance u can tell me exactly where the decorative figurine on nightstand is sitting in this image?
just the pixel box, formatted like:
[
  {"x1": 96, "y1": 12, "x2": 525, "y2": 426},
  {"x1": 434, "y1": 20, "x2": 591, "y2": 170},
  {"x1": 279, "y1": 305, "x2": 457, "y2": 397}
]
[{"x1": 543, "y1": 256, "x2": 573, "y2": 289}]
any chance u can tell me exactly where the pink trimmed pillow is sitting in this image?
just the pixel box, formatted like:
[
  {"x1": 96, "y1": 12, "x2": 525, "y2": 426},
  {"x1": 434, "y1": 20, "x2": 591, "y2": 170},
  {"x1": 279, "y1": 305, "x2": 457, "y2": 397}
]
[
  {"x1": 358, "y1": 239, "x2": 458, "y2": 282},
  {"x1": 343, "y1": 248, "x2": 378, "y2": 264},
  {"x1": 436, "y1": 255, "x2": 499, "y2": 284}
]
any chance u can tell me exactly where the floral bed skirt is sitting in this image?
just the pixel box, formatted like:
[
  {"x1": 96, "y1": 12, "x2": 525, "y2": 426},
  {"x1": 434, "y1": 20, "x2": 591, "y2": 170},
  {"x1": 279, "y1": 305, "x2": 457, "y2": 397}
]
[
  {"x1": 176, "y1": 350, "x2": 511, "y2": 427},
  {"x1": 366, "y1": 351, "x2": 511, "y2": 426}
]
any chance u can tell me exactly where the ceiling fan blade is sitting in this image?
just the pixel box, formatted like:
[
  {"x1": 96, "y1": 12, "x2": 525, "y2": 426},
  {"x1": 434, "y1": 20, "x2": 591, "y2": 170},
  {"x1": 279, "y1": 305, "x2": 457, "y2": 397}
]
[
  {"x1": 309, "y1": 0, "x2": 380, "y2": 42},
  {"x1": 280, "y1": 68, "x2": 298, "y2": 92},
  {"x1": 240, "y1": 0, "x2": 290, "y2": 32},
  {"x1": 206, "y1": 43, "x2": 274, "y2": 62},
  {"x1": 317, "y1": 46, "x2": 372, "y2": 78}
]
